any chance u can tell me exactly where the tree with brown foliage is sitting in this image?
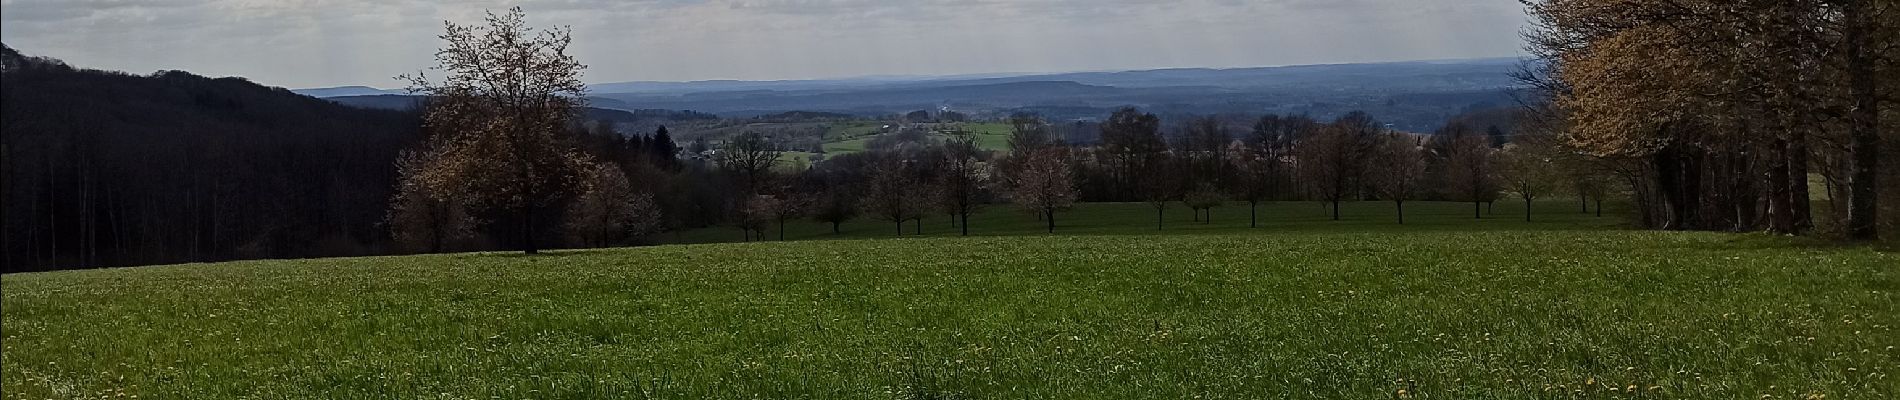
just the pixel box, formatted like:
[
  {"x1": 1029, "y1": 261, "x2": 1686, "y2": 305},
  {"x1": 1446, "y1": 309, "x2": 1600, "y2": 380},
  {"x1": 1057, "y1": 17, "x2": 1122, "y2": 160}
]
[
  {"x1": 1527, "y1": 0, "x2": 1894, "y2": 238},
  {"x1": 399, "y1": 7, "x2": 591, "y2": 254}
]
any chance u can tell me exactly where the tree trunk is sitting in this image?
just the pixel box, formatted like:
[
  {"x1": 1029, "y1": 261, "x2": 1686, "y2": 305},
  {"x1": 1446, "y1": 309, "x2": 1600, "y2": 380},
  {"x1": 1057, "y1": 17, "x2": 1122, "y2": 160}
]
[
  {"x1": 914, "y1": 218, "x2": 921, "y2": 235},
  {"x1": 1249, "y1": 201, "x2": 1258, "y2": 228},
  {"x1": 521, "y1": 206, "x2": 539, "y2": 255},
  {"x1": 1596, "y1": 199, "x2": 1603, "y2": 218},
  {"x1": 1655, "y1": 149, "x2": 1686, "y2": 230},
  {"x1": 832, "y1": 221, "x2": 841, "y2": 234},
  {"x1": 960, "y1": 212, "x2": 969, "y2": 236},
  {"x1": 1156, "y1": 207, "x2": 1165, "y2": 230},
  {"x1": 895, "y1": 221, "x2": 903, "y2": 236},
  {"x1": 778, "y1": 220, "x2": 786, "y2": 241},
  {"x1": 1843, "y1": 0, "x2": 1881, "y2": 240},
  {"x1": 1767, "y1": 137, "x2": 1797, "y2": 234},
  {"x1": 1790, "y1": 132, "x2": 1813, "y2": 231},
  {"x1": 1331, "y1": 199, "x2": 1341, "y2": 221},
  {"x1": 1045, "y1": 209, "x2": 1055, "y2": 233},
  {"x1": 1396, "y1": 201, "x2": 1405, "y2": 225},
  {"x1": 1523, "y1": 197, "x2": 1533, "y2": 222},
  {"x1": 1474, "y1": 201, "x2": 1482, "y2": 219},
  {"x1": 429, "y1": 203, "x2": 445, "y2": 253}
]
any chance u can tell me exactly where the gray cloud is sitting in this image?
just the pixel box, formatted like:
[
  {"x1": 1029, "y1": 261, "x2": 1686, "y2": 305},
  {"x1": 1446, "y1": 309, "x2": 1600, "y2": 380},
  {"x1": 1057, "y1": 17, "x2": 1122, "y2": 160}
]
[{"x1": 1, "y1": 0, "x2": 1528, "y2": 88}]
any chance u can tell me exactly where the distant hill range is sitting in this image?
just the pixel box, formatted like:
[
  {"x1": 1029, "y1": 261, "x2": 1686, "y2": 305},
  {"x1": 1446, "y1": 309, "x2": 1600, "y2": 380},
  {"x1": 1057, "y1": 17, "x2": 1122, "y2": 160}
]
[
  {"x1": 319, "y1": 94, "x2": 720, "y2": 125},
  {"x1": 300, "y1": 57, "x2": 1532, "y2": 131},
  {"x1": 291, "y1": 85, "x2": 407, "y2": 98}
]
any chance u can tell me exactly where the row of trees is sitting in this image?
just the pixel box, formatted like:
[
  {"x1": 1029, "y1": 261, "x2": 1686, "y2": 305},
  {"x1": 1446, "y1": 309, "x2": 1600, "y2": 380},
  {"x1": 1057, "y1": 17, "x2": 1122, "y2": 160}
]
[
  {"x1": 399, "y1": 5, "x2": 1890, "y2": 253},
  {"x1": 374, "y1": 9, "x2": 1586, "y2": 254},
  {"x1": 695, "y1": 107, "x2": 1580, "y2": 242},
  {"x1": 1524, "y1": 0, "x2": 1897, "y2": 239},
  {"x1": 328, "y1": 3, "x2": 1900, "y2": 256}
]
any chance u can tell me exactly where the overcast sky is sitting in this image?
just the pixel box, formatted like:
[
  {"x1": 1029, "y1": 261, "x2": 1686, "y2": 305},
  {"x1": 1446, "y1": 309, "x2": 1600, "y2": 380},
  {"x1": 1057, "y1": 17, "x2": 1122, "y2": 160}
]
[{"x1": 1, "y1": 0, "x2": 1530, "y2": 88}]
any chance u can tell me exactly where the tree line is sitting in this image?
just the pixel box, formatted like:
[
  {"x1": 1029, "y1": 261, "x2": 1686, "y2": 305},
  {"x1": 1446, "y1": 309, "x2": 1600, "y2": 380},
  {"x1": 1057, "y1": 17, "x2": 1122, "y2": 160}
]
[
  {"x1": 700, "y1": 107, "x2": 1583, "y2": 242},
  {"x1": 12, "y1": 5, "x2": 1889, "y2": 271}
]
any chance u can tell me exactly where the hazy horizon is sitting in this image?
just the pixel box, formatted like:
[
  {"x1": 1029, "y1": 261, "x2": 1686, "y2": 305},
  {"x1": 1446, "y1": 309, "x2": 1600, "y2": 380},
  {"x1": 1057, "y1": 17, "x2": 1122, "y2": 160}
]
[
  {"x1": 2, "y1": 0, "x2": 1530, "y2": 88},
  {"x1": 279, "y1": 55, "x2": 1524, "y2": 90}
]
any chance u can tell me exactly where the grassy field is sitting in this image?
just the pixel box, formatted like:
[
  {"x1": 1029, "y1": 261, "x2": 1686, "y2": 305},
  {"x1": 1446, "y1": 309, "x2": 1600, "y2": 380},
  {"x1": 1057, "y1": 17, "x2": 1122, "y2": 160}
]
[{"x1": 4, "y1": 202, "x2": 1896, "y2": 399}]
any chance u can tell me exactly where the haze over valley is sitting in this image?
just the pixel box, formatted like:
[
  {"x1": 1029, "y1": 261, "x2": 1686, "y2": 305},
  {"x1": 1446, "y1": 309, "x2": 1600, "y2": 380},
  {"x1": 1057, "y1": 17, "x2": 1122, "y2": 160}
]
[{"x1": 297, "y1": 57, "x2": 1526, "y2": 132}]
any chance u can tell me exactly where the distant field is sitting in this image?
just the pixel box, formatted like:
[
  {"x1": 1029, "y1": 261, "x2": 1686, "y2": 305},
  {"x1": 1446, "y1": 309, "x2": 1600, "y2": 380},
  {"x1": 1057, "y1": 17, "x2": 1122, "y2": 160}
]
[
  {"x1": 818, "y1": 121, "x2": 1013, "y2": 155},
  {"x1": 4, "y1": 201, "x2": 1895, "y2": 398}
]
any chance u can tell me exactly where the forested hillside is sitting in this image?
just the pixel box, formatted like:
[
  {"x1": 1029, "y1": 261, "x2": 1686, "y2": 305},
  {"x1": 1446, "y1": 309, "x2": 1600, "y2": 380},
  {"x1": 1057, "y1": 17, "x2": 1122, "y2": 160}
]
[{"x1": 0, "y1": 44, "x2": 422, "y2": 272}]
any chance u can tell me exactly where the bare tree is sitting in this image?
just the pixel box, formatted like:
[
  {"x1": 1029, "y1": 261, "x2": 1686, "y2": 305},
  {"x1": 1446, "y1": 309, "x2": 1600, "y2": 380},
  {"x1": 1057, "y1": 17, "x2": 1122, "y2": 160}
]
[
  {"x1": 810, "y1": 186, "x2": 860, "y2": 234},
  {"x1": 1007, "y1": 148, "x2": 1078, "y2": 233},
  {"x1": 1229, "y1": 116, "x2": 1303, "y2": 228},
  {"x1": 1439, "y1": 123, "x2": 1501, "y2": 219},
  {"x1": 862, "y1": 159, "x2": 919, "y2": 236},
  {"x1": 1499, "y1": 141, "x2": 1560, "y2": 222},
  {"x1": 1178, "y1": 116, "x2": 1233, "y2": 188},
  {"x1": 1100, "y1": 107, "x2": 1166, "y2": 201},
  {"x1": 1296, "y1": 112, "x2": 1380, "y2": 221},
  {"x1": 1142, "y1": 155, "x2": 1183, "y2": 230},
  {"x1": 939, "y1": 136, "x2": 987, "y2": 236},
  {"x1": 400, "y1": 7, "x2": 590, "y2": 254},
  {"x1": 737, "y1": 195, "x2": 776, "y2": 241},
  {"x1": 1369, "y1": 132, "x2": 1427, "y2": 224},
  {"x1": 718, "y1": 130, "x2": 781, "y2": 195},
  {"x1": 1007, "y1": 112, "x2": 1054, "y2": 154},
  {"x1": 768, "y1": 194, "x2": 806, "y2": 241}
]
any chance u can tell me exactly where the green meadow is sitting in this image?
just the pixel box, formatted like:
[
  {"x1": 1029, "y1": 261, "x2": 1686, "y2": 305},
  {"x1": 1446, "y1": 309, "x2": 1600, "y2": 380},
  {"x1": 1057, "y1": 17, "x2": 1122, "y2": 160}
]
[{"x1": 4, "y1": 202, "x2": 1896, "y2": 399}]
